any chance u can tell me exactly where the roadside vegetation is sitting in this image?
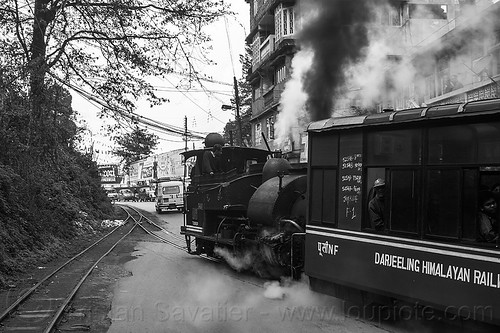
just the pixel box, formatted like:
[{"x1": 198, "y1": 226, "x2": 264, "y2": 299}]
[
  {"x1": 0, "y1": 1, "x2": 229, "y2": 287},
  {"x1": 0, "y1": 82, "x2": 117, "y2": 287}
]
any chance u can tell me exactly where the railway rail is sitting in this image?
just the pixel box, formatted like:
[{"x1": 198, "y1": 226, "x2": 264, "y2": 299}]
[
  {"x1": 0, "y1": 204, "x2": 257, "y2": 332},
  {"x1": 0, "y1": 206, "x2": 142, "y2": 332}
]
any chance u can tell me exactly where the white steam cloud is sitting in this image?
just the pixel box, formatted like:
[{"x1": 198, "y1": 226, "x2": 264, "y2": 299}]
[
  {"x1": 274, "y1": 48, "x2": 313, "y2": 146},
  {"x1": 275, "y1": 0, "x2": 500, "y2": 143},
  {"x1": 214, "y1": 247, "x2": 255, "y2": 272}
]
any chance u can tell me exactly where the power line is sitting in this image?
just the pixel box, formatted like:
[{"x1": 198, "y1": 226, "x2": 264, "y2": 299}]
[{"x1": 47, "y1": 71, "x2": 212, "y2": 139}]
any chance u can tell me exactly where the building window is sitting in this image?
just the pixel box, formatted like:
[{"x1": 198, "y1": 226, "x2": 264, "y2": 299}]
[
  {"x1": 266, "y1": 116, "x2": 275, "y2": 140},
  {"x1": 275, "y1": 5, "x2": 295, "y2": 40},
  {"x1": 252, "y1": 34, "x2": 260, "y2": 66},
  {"x1": 437, "y1": 58, "x2": 450, "y2": 96},
  {"x1": 378, "y1": 4, "x2": 402, "y2": 26},
  {"x1": 255, "y1": 122, "x2": 262, "y2": 145},
  {"x1": 254, "y1": 86, "x2": 261, "y2": 99},
  {"x1": 275, "y1": 64, "x2": 286, "y2": 84},
  {"x1": 409, "y1": 4, "x2": 447, "y2": 20},
  {"x1": 425, "y1": 75, "x2": 436, "y2": 99}
]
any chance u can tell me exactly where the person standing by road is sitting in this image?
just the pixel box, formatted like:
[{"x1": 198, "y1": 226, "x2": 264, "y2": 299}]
[{"x1": 369, "y1": 178, "x2": 386, "y2": 232}]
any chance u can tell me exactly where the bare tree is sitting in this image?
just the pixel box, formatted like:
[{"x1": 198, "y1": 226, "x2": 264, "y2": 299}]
[{"x1": 0, "y1": 0, "x2": 229, "y2": 137}]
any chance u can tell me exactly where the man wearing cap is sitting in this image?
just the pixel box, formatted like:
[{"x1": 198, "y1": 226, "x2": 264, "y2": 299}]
[
  {"x1": 369, "y1": 178, "x2": 386, "y2": 232},
  {"x1": 202, "y1": 144, "x2": 222, "y2": 175}
]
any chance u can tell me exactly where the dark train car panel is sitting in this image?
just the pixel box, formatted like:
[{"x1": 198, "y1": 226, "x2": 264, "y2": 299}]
[
  {"x1": 306, "y1": 227, "x2": 500, "y2": 323},
  {"x1": 305, "y1": 98, "x2": 500, "y2": 325},
  {"x1": 308, "y1": 132, "x2": 339, "y2": 227},
  {"x1": 337, "y1": 132, "x2": 363, "y2": 231}
]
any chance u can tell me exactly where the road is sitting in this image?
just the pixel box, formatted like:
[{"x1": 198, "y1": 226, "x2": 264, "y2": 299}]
[
  {"x1": 105, "y1": 202, "x2": 394, "y2": 333},
  {"x1": 106, "y1": 202, "x2": 497, "y2": 333}
]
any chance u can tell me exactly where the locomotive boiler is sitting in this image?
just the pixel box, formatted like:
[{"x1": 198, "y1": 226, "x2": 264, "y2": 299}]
[{"x1": 180, "y1": 134, "x2": 307, "y2": 278}]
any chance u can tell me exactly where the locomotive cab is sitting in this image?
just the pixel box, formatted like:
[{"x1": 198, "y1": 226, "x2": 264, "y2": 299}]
[
  {"x1": 180, "y1": 136, "x2": 308, "y2": 278},
  {"x1": 180, "y1": 145, "x2": 270, "y2": 252}
]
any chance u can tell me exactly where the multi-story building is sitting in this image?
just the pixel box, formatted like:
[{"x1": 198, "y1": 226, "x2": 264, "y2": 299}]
[
  {"x1": 412, "y1": 1, "x2": 500, "y2": 107},
  {"x1": 245, "y1": 0, "x2": 299, "y2": 158},
  {"x1": 244, "y1": 0, "x2": 499, "y2": 161}
]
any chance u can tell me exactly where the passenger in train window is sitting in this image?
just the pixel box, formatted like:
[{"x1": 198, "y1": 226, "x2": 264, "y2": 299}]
[
  {"x1": 491, "y1": 183, "x2": 500, "y2": 194},
  {"x1": 477, "y1": 191, "x2": 499, "y2": 243},
  {"x1": 369, "y1": 178, "x2": 386, "y2": 232}
]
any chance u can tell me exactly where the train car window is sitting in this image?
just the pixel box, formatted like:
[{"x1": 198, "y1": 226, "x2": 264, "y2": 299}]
[
  {"x1": 366, "y1": 129, "x2": 421, "y2": 165},
  {"x1": 389, "y1": 169, "x2": 419, "y2": 233},
  {"x1": 425, "y1": 169, "x2": 461, "y2": 238},
  {"x1": 475, "y1": 122, "x2": 500, "y2": 164},
  {"x1": 428, "y1": 125, "x2": 475, "y2": 164},
  {"x1": 309, "y1": 168, "x2": 337, "y2": 225},
  {"x1": 364, "y1": 168, "x2": 387, "y2": 230},
  {"x1": 462, "y1": 169, "x2": 479, "y2": 241},
  {"x1": 310, "y1": 134, "x2": 338, "y2": 166}
]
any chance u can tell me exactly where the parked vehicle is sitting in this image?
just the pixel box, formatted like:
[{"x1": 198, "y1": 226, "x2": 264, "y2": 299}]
[
  {"x1": 155, "y1": 179, "x2": 184, "y2": 213},
  {"x1": 106, "y1": 189, "x2": 119, "y2": 201},
  {"x1": 118, "y1": 189, "x2": 135, "y2": 201},
  {"x1": 135, "y1": 187, "x2": 150, "y2": 202}
]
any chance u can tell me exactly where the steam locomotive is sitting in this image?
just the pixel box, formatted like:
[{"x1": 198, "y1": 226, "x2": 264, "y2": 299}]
[
  {"x1": 180, "y1": 133, "x2": 307, "y2": 278},
  {"x1": 182, "y1": 98, "x2": 500, "y2": 325}
]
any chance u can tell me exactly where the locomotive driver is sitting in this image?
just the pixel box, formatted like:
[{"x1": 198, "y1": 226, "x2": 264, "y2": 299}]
[{"x1": 369, "y1": 178, "x2": 386, "y2": 232}]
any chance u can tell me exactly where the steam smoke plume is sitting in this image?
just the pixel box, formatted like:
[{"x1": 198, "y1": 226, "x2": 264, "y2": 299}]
[
  {"x1": 298, "y1": 0, "x2": 372, "y2": 121},
  {"x1": 275, "y1": 0, "x2": 500, "y2": 144}
]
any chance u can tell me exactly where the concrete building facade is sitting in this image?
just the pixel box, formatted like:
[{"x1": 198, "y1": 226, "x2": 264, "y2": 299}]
[{"x1": 244, "y1": 0, "x2": 500, "y2": 161}]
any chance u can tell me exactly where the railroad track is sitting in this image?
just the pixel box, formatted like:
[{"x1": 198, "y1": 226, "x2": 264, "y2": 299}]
[
  {"x1": 0, "y1": 206, "x2": 140, "y2": 332},
  {"x1": 0, "y1": 204, "x2": 258, "y2": 332},
  {"x1": 120, "y1": 204, "x2": 223, "y2": 264}
]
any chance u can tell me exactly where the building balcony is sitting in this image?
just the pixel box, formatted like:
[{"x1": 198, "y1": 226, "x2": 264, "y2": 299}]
[
  {"x1": 251, "y1": 86, "x2": 283, "y2": 120},
  {"x1": 252, "y1": 34, "x2": 276, "y2": 72},
  {"x1": 251, "y1": 97, "x2": 265, "y2": 119},
  {"x1": 264, "y1": 86, "x2": 282, "y2": 107},
  {"x1": 249, "y1": 0, "x2": 275, "y2": 33},
  {"x1": 248, "y1": 0, "x2": 295, "y2": 40}
]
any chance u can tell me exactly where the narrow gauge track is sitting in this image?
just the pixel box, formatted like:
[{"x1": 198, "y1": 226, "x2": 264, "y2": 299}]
[
  {"x1": 119, "y1": 204, "x2": 221, "y2": 263},
  {"x1": 118, "y1": 204, "x2": 263, "y2": 288},
  {"x1": 0, "y1": 204, "x2": 260, "y2": 332},
  {"x1": 0, "y1": 206, "x2": 140, "y2": 333}
]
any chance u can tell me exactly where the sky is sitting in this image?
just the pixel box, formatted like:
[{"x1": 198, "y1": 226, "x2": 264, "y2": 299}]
[{"x1": 72, "y1": 1, "x2": 250, "y2": 164}]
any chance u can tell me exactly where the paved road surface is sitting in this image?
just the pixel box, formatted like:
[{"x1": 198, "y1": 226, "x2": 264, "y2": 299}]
[
  {"x1": 106, "y1": 202, "x2": 396, "y2": 332},
  {"x1": 106, "y1": 202, "x2": 497, "y2": 333}
]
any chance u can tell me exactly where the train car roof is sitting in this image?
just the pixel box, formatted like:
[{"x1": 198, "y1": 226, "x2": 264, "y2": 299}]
[
  {"x1": 307, "y1": 98, "x2": 500, "y2": 132},
  {"x1": 180, "y1": 145, "x2": 270, "y2": 159}
]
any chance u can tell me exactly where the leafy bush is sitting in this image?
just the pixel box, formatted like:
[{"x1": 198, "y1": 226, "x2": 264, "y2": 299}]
[{"x1": 0, "y1": 83, "x2": 114, "y2": 287}]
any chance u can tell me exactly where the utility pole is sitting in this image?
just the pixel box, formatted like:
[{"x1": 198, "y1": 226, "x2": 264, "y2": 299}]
[
  {"x1": 183, "y1": 116, "x2": 188, "y2": 183},
  {"x1": 233, "y1": 76, "x2": 243, "y2": 147}
]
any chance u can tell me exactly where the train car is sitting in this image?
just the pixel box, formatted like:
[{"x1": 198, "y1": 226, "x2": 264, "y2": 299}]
[
  {"x1": 180, "y1": 134, "x2": 308, "y2": 277},
  {"x1": 305, "y1": 98, "x2": 500, "y2": 325}
]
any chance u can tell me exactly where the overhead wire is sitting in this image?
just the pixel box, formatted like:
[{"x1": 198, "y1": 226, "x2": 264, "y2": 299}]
[{"x1": 47, "y1": 70, "x2": 210, "y2": 139}]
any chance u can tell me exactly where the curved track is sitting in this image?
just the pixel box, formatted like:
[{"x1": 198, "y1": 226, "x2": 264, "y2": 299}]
[
  {"x1": 0, "y1": 206, "x2": 139, "y2": 332},
  {"x1": 120, "y1": 204, "x2": 263, "y2": 288},
  {"x1": 0, "y1": 204, "x2": 261, "y2": 332}
]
